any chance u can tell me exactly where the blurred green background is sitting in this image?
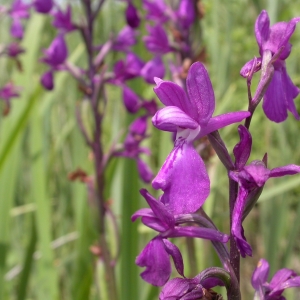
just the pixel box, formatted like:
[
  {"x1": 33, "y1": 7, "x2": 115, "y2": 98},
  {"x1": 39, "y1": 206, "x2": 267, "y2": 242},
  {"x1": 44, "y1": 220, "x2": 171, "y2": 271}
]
[{"x1": 1, "y1": 0, "x2": 300, "y2": 299}]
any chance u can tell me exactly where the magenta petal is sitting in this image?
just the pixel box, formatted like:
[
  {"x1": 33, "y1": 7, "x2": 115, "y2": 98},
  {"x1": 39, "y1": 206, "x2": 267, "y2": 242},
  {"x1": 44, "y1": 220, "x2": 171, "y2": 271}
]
[
  {"x1": 152, "y1": 140, "x2": 210, "y2": 214},
  {"x1": 152, "y1": 106, "x2": 199, "y2": 132},
  {"x1": 122, "y1": 85, "x2": 140, "y2": 113},
  {"x1": 163, "y1": 239, "x2": 184, "y2": 277},
  {"x1": 270, "y1": 164, "x2": 300, "y2": 177},
  {"x1": 159, "y1": 278, "x2": 191, "y2": 300},
  {"x1": 198, "y1": 111, "x2": 250, "y2": 138},
  {"x1": 233, "y1": 125, "x2": 252, "y2": 170},
  {"x1": 165, "y1": 226, "x2": 229, "y2": 243},
  {"x1": 136, "y1": 238, "x2": 171, "y2": 286},
  {"x1": 270, "y1": 277, "x2": 300, "y2": 297},
  {"x1": 252, "y1": 259, "x2": 270, "y2": 290},
  {"x1": 140, "y1": 189, "x2": 175, "y2": 228},
  {"x1": 137, "y1": 159, "x2": 153, "y2": 183},
  {"x1": 153, "y1": 78, "x2": 192, "y2": 114},
  {"x1": 141, "y1": 216, "x2": 169, "y2": 232},
  {"x1": 231, "y1": 186, "x2": 252, "y2": 257},
  {"x1": 186, "y1": 62, "x2": 215, "y2": 125},
  {"x1": 255, "y1": 10, "x2": 270, "y2": 51},
  {"x1": 131, "y1": 208, "x2": 154, "y2": 222},
  {"x1": 263, "y1": 69, "x2": 288, "y2": 122},
  {"x1": 240, "y1": 57, "x2": 262, "y2": 78},
  {"x1": 141, "y1": 56, "x2": 165, "y2": 84}
]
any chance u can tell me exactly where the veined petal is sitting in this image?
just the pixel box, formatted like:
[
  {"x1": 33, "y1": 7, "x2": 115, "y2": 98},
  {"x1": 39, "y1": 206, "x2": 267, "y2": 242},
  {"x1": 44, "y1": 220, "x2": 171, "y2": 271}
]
[
  {"x1": 152, "y1": 106, "x2": 199, "y2": 132},
  {"x1": 163, "y1": 239, "x2": 184, "y2": 277},
  {"x1": 231, "y1": 186, "x2": 252, "y2": 257},
  {"x1": 186, "y1": 62, "x2": 215, "y2": 125},
  {"x1": 234, "y1": 125, "x2": 252, "y2": 170},
  {"x1": 269, "y1": 277, "x2": 300, "y2": 297},
  {"x1": 197, "y1": 111, "x2": 250, "y2": 138},
  {"x1": 263, "y1": 69, "x2": 288, "y2": 122},
  {"x1": 270, "y1": 164, "x2": 300, "y2": 177},
  {"x1": 136, "y1": 238, "x2": 171, "y2": 286},
  {"x1": 255, "y1": 10, "x2": 270, "y2": 52},
  {"x1": 153, "y1": 79, "x2": 193, "y2": 116},
  {"x1": 152, "y1": 140, "x2": 210, "y2": 214},
  {"x1": 164, "y1": 226, "x2": 229, "y2": 243}
]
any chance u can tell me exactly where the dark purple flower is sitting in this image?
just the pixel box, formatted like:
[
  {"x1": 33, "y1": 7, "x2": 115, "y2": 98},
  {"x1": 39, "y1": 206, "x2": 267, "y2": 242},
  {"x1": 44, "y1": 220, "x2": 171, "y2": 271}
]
[
  {"x1": 151, "y1": 62, "x2": 250, "y2": 214},
  {"x1": 6, "y1": 42, "x2": 25, "y2": 57},
  {"x1": 176, "y1": 0, "x2": 196, "y2": 30},
  {"x1": 230, "y1": 128, "x2": 300, "y2": 257},
  {"x1": 10, "y1": 19, "x2": 24, "y2": 39},
  {"x1": 0, "y1": 82, "x2": 21, "y2": 114},
  {"x1": 52, "y1": 5, "x2": 76, "y2": 33},
  {"x1": 113, "y1": 26, "x2": 137, "y2": 52},
  {"x1": 9, "y1": 0, "x2": 30, "y2": 19},
  {"x1": 141, "y1": 56, "x2": 165, "y2": 84},
  {"x1": 143, "y1": 0, "x2": 168, "y2": 23},
  {"x1": 34, "y1": 0, "x2": 53, "y2": 14},
  {"x1": 41, "y1": 70, "x2": 54, "y2": 90},
  {"x1": 132, "y1": 189, "x2": 229, "y2": 286},
  {"x1": 122, "y1": 85, "x2": 140, "y2": 113},
  {"x1": 125, "y1": 2, "x2": 140, "y2": 28},
  {"x1": 41, "y1": 34, "x2": 68, "y2": 68},
  {"x1": 241, "y1": 10, "x2": 300, "y2": 122},
  {"x1": 252, "y1": 259, "x2": 300, "y2": 299},
  {"x1": 143, "y1": 24, "x2": 172, "y2": 54}
]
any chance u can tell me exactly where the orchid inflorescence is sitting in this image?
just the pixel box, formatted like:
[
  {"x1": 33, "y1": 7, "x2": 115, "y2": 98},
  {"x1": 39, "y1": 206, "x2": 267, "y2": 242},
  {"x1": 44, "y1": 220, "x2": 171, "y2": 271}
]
[{"x1": 132, "y1": 9, "x2": 300, "y2": 300}]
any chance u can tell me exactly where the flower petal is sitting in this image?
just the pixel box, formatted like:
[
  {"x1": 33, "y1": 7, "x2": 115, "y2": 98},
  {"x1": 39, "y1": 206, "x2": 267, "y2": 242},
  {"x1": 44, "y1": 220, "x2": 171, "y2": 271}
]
[
  {"x1": 231, "y1": 186, "x2": 252, "y2": 257},
  {"x1": 152, "y1": 139, "x2": 210, "y2": 214},
  {"x1": 233, "y1": 125, "x2": 252, "y2": 170},
  {"x1": 251, "y1": 259, "x2": 270, "y2": 290},
  {"x1": 240, "y1": 57, "x2": 262, "y2": 78},
  {"x1": 198, "y1": 111, "x2": 250, "y2": 138},
  {"x1": 270, "y1": 164, "x2": 300, "y2": 177},
  {"x1": 141, "y1": 56, "x2": 165, "y2": 84},
  {"x1": 137, "y1": 158, "x2": 153, "y2": 183},
  {"x1": 255, "y1": 10, "x2": 270, "y2": 51},
  {"x1": 269, "y1": 276, "x2": 300, "y2": 297},
  {"x1": 131, "y1": 208, "x2": 154, "y2": 222},
  {"x1": 163, "y1": 239, "x2": 184, "y2": 277},
  {"x1": 136, "y1": 238, "x2": 171, "y2": 286},
  {"x1": 152, "y1": 106, "x2": 199, "y2": 132},
  {"x1": 263, "y1": 69, "x2": 288, "y2": 122},
  {"x1": 186, "y1": 62, "x2": 215, "y2": 125}
]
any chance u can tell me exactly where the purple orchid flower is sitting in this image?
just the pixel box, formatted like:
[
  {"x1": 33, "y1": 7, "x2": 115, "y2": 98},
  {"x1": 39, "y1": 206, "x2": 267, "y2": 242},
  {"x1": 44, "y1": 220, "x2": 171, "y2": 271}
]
[
  {"x1": 125, "y1": 1, "x2": 140, "y2": 28},
  {"x1": 41, "y1": 70, "x2": 54, "y2": 90},
  {"x1": 52, "y1": 5, "x2": 76, "y2": 33},
  {"x1": 132, "y1": 189, "x2": 229, "y2": 286},
  {"x1": 41, "y1": 34, "x2": 68, "y2": 68},
  {"x1": 143, "y1": 24, "x2": 172, "y2": 55},
  {"x1": 113, "y1": 26, "x2": 137, "y2": 52},
  {"x1": 143, "y1": 0, "x2": 169, "y2": 23},
  {"x1": 122, "y1": 85, "x2": 140, "y2": 113},
  {"x1": 230, "y1": 126, "x2": 300, "y2": 257},
  {"x1": 33, "y1": 0, "x2": 53, "y2": 14},
  {"x1": 151, "y1": 62, "x2": 250, "y2": 215},
  {"x1": 9, "y1": 0, "x2": 30, "y2": 39},
  {"x1": 252, "y1": 259, "x2": 300, "y2": 299},
  {"x1": 140, "y1": 56, "x2": 165, "y2": 84},
  {"x1": 0, "y1": 82, "x2": 21, "y2": 114},
  {"x1": 176, "y1": 0, "x2": 196, "y2": 30},
  {"x1": 241, "y1": 10, "x2": 300, "y2": 123},
  {"x1": 6, "y1": 42, "x2": 25, "y2": 58}
]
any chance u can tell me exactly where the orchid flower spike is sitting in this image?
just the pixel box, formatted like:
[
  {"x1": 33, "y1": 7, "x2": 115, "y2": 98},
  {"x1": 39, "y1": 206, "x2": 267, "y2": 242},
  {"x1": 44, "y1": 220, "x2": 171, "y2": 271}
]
[{"x1": 152, "y1": 62, "x2": 249, "y2": 215}]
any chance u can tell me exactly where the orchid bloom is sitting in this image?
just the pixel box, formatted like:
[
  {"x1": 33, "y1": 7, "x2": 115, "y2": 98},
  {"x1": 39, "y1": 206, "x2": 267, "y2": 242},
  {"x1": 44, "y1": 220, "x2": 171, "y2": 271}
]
[
  {"x1": 132, "y1": 189, "x2": 229, "y2": 286},
  {"x1": 151, "y1": 62, "x2": 250, "y2": 215},
  {"x1": 252, "y1": 259, "x2": 300, "y2": 299},
  {"x1": 230, "y1": 126, "x2": 300, "y2": 257},
  {"x1": 241, "y1": 10, "x2": 300, "y2": 123}
]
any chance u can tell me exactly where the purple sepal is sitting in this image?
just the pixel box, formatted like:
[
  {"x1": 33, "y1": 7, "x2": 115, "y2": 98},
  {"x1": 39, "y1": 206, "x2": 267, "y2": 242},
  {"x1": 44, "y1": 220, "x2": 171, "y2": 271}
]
[
  {"x1": 41, "y1": 34, "x2": 68, "y2": 67},
  {"x1": 136, "y1": 238, "x2": 172, "y2": 286},
  {"x1": 122, "y1": 85, "x2": 140, "y2": 113},
  {"x1": 252, "y1": 259, "x2": 270, "y2": 290},
  {"x1": 233, "y1": 125, "x2": 252, "y2": 170},
  {"x1": 10, "y1": 18, "x2": 24, "y2": 39},
  {"x1": 41, "y1": 70, "x2": 54, "y2": 90},
  {"x1": 143, "y1": 24, "x2": 171, "y2": 54},
  {"x1": 176, "y1": 0, "x2": 196, "y2": 30},
  {"x1": 152, "y1": 139, "x2": 210, "y2": 215},
  {"x1": 52, "y1": 6, "x2": 76, "y2": 33},
  {"x1": 240, "y1": 57, "x2": 262, "y2": 78},
  {"x1": 141, "y1": 56, "x2": 165, "y2": 84},
  {"x1": 143, "y1": 0, "x2": 168, "y2": 23},
  {"x1": 9, "y1": 0, "x2": 30, "y2": 19},
  {"x1": 125, "y1": 2, "x2": 140, "y2": 28},
  {"x1": 6, "y1": 43, "x2": 25, "y2": 57},
  {"x1": 163, "y1": 239, "x2": 184, "y2": 277},
  {"x1": 137, "y1": 158, "x2": 153, "y2": 183},
  {"x1": 34, "y1": 0, "x2": 53, "y2": 14},
  {"x1": 113, "y1": 26, "x2": 137, "y2": 52}
]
